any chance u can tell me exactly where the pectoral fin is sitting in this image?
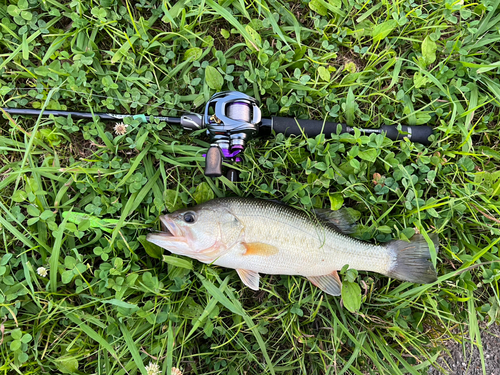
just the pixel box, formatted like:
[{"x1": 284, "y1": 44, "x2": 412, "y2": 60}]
[
  {"x1": 242, "y1": 242, "x2": 279, "y2": 257},
  {"x1": 307, "y1": 271, "x2": 342, "y2": 296},
  {"x1": 236, "y1": 269, "x2": 260, "y2": 290}
]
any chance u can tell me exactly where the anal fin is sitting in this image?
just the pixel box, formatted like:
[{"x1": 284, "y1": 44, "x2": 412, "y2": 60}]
[
  {"x1": 236, "y1": 269, "x2": 260, "y2": 290},
  {"x1": 307, "y1": 271, "x2": 342, "y2": 296}
]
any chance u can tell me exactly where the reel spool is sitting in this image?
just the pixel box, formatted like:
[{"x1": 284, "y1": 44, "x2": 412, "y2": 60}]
[
  {"x1": 203, "y1": 92, "x2": 262, "y2": 178},
  {"x1": 227, "y1": 101, "x2": 252, "y2": 121}
]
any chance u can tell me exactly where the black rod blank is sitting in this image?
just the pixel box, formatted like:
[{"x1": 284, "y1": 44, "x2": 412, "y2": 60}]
[{"x1": 0, "y1": 107, "x2": 181, "y2": 124}]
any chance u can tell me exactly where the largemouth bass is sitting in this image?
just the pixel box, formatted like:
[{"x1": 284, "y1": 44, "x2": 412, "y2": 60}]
[{"x1": 147, "y1": 197, "x2": 438, "y2": 296}]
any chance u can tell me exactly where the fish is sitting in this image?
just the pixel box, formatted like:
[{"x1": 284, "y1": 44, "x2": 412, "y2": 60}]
[{"x1": 146, "y1": 197, "x2": 438, "y2": 296}]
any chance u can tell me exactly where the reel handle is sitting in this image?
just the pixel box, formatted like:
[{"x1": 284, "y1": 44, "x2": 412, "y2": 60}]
[{"x1": 270, "y1": 117, "x2": 433, "y2": 145}]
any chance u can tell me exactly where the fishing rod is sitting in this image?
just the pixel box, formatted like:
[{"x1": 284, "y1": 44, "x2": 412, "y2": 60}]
[{"x1": 1, "y1": 91, "x2": 434, "y2": 181}]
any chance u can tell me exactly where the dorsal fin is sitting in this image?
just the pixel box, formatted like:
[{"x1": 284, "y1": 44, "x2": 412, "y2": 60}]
[{"x1": 313, "y1": 207, "x2": 360, "y2": 234}]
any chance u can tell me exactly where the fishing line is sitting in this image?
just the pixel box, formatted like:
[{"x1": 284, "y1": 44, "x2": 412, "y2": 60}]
[{"x1": 227, "y1": 101, "x2": 252, "y2": 122}]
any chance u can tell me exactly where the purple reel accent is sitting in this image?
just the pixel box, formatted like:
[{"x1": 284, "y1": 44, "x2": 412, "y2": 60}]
[
  {"x1": 220, "y1": 149, "x2": 232, "y2": 158},
  {"x1": 221, "y1": 148, "x2": 242, "y2": 158},
  {"x1": 230, "y1": 145, "x2": 243, "y2": 162},
  {"x1": 203, "y1": 145, "x2": 243, "y2": 161}
]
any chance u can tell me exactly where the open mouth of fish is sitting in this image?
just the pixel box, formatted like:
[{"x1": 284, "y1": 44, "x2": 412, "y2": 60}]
[
  {"x1": 147, "y1": 216, "x2": 184, "y2": 243},
  {"x1": 158, "y1": 216, "x2": 182, "y2": 237},
  {"x1": 146, "y1": 215, "x2": 187, "y2": 251}
]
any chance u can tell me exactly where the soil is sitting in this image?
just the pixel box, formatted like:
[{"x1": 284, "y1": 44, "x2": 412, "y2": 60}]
[{"x1": 427, "y1": 323, "x2": 500, "y2": 375}]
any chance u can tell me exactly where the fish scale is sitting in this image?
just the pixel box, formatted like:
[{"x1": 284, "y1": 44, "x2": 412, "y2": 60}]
[{"x1": 216, "y1": 198, "x2": 392, "y2": 277}]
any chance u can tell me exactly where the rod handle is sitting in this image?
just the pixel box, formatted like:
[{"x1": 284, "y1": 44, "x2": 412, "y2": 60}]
[
  {"x1": 270, "y1": 117, "x2": 433, "y2": 145},
  {"x1": 271, "y1": 117, "x2": 347, "y2": 137}
]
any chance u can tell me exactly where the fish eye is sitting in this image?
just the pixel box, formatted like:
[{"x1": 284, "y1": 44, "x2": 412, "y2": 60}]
[{"x1": 183, "y1": 212, "x2": 196, "y2": 223}]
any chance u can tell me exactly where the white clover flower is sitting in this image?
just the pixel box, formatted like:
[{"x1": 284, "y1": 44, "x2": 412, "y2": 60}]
[
  {"x1": 145, "y1": 362, "x2": 161, "y2": 375},
  {"x1": 37, "y1": 267, "x2": 48, "y2": 277},
  {"x1": 171, "y1": 367, "x2": 183, "y2": 375},
  {"x1": 114, "y1": 122, "x2": 128, "y2": 135}
]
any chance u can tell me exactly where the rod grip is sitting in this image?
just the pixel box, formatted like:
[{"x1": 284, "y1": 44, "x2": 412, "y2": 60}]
[
  {"x1": 271, "y1": 117, "x2": 347, "y2": 137},
  {"x1": 271, "y1": 117, "x2": 434, "y2": 145}
]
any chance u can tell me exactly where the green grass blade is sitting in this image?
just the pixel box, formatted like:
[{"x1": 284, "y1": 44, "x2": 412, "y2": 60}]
[
  {"x1": 119, "y1": 323, "x2": 147, "y2": 375},
  {"x1": 345, "y1": 87, "x2": 355, "y2": 126},
  {"x1": 196, "y1": 273, "x2": 244, "y2": 316},
  {"x1": 66, "y1": 312, "x2": 121, "y2": 363},
  {"x1": 115, "y1": 145, "x2": 151, "y2": 188},
  {"x1": 222, "y1": 277, "x2": 277, "y2": 375},
  {"x1": 49, "y1": 211, "x2": 70, "y2": 293},
  {"x1": 468, "y1": 290, "x2": 486, "y2": 375},
  {"x1": 206, "y1": 0, "x2": 262, "y2": 50}
]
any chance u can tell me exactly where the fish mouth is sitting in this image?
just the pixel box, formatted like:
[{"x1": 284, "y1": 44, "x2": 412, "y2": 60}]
[
  {"x1": 159, "y1": 215, "x2": 181, "y2": 237},
  {"x1": 146, "y1": 215, "x2": 186, "y2": 245}
]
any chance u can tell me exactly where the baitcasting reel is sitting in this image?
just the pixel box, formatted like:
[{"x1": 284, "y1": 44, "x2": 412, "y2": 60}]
[
  {"x1": 202, "y1": 91, "x2": 261, "y2": 180},
  {"x1": 177, "y1": 91, "x2": 263, "y2": 181}
]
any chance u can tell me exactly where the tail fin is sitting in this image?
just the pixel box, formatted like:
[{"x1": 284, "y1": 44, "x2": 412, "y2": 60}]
[{"x1": 386, "y1": 234, "x2": 438, "y2": 284}]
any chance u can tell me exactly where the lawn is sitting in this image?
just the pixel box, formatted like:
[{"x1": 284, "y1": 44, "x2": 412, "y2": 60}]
[{"x1": 1, "y1": 0, "x2": 500, "y2": 374}]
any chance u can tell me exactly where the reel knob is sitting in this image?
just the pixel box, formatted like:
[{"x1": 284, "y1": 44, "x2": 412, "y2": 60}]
[{"x1": 204, "y1": 145, "x2": 223, "y2": 177}]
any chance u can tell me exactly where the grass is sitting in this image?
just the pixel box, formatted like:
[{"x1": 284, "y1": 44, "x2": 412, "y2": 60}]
[{"x1": 1, "y1": 0, "x2": 500, "y2": 374}]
